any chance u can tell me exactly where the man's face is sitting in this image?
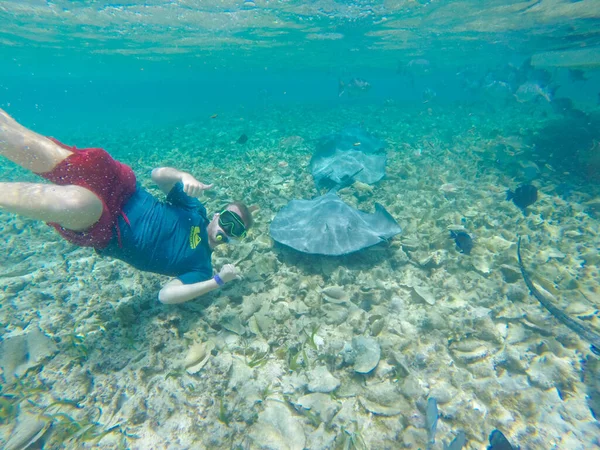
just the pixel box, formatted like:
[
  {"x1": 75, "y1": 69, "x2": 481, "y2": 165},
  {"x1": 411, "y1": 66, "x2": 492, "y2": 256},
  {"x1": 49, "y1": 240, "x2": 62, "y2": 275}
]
[{"x1": 207, "y1": 205, "x2": 244, "y2": 248}]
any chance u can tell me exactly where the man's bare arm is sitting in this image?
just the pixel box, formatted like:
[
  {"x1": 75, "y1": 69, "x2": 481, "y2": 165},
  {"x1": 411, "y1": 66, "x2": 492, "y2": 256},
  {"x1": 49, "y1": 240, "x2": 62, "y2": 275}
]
[
  {"x1": 158, "y1": 264, "x2": 240, "y2": 304},
  {"x1": 151, "y1": 167, "x2": 213, "y2": 197},
  {"x1": 158, "y1": 278, "x2": 220, "y2": 304}
]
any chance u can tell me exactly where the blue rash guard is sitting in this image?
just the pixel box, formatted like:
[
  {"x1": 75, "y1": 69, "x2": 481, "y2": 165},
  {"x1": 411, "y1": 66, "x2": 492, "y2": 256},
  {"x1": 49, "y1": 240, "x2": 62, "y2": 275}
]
[{"x1": 98, "y1": 182, "x2": 212, "y2": 284}]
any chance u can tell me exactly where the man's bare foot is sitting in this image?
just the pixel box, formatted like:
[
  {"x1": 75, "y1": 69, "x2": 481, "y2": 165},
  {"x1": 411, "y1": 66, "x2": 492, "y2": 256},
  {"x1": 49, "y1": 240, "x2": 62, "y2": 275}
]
[
  {"x1": 0, "y1": 108, "x2": 19, "y2": 135},
  {"x1": 0, "y1": 108, "x2": 20, "y2": 129}
]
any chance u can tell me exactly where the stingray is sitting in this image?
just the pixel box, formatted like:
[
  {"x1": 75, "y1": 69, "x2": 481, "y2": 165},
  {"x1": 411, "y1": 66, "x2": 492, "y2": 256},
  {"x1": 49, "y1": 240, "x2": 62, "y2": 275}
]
[
  {"x1": 310, "y1": 127, "x2": 386, "y2": 190},
  {"x1": 269, "y1": 192, "x2": 402, "y2": 256}
]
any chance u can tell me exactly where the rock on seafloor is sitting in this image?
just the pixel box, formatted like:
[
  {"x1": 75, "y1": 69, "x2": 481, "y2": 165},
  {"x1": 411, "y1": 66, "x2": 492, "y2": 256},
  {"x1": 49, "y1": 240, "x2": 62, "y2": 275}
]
[
  {"x1": 307, "y1": 366, "x2": 341, "y2": 393},
  {"x1": 248, "y1": 401, "x2": 306, "y2": 449}
]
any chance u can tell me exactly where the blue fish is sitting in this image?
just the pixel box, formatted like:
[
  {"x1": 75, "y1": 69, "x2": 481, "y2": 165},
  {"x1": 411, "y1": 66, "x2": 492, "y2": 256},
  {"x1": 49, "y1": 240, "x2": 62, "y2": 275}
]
[
  {"x1": 426, "y1": 397, "x2": 438, "y2": 449},
  {"x1": 444, "y1": 431, "x2": 466, "y2": 450},
  {"x1": 450, "y1": 230, "x2": 473, "y2": 255},
  {"x1": 488, "y1": 430, "x2": 514, "y2": 450}
]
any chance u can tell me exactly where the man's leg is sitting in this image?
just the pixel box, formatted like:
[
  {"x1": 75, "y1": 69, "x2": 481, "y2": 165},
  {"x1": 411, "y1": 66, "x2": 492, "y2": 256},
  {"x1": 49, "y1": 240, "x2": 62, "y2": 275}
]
[
  {"x1": 0, "y1": 182, "x2": 103, "y2": 231},
  {"x1": 0, "y1": 108, "x2": 72, "y2": 173},
  {"x1": 0, "y1": 109, "x2": 103, "y2": 231}
]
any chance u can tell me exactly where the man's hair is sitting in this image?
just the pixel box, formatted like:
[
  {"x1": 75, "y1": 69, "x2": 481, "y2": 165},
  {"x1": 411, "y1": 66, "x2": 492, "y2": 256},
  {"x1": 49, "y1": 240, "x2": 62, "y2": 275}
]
[{"x1": 229, "y1": 201, "x2": 254, "y2": 229}]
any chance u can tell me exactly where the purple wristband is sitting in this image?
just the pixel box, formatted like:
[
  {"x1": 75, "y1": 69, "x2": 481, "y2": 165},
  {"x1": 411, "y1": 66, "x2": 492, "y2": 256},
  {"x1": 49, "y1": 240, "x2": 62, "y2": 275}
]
[{"x1": 213, "y1": 274, "x2": 225, "y2": 287}]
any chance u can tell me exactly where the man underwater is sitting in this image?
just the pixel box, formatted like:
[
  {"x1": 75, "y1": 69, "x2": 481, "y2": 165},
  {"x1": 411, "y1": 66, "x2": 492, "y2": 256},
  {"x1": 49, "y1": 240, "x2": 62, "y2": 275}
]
[{"x1": 0, "y1": 108, "x2": 253, "y2": 304}]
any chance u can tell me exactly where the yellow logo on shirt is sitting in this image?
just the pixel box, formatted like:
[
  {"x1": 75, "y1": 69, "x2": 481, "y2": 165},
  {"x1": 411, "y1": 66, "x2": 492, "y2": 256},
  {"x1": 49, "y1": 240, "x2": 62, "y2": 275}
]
[{"x1": 189, "y1": 226, "x2": 201, "y2": 249}]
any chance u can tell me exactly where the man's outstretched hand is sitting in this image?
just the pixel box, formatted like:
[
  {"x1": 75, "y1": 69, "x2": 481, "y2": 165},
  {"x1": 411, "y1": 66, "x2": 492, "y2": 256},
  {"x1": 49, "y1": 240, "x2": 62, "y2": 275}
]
[
  {"x1": 180, "y1": 173, "x2": 213, "y2": 197},
  {"x1": 218, "y1": 264, "x2": 241, "y2": 283}
]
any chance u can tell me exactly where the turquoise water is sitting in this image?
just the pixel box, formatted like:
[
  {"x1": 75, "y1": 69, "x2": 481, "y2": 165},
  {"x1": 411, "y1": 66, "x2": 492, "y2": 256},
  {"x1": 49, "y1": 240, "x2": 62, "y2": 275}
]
[{"x1": 1, "y1": 1, "x2": 600, "y2": 449}]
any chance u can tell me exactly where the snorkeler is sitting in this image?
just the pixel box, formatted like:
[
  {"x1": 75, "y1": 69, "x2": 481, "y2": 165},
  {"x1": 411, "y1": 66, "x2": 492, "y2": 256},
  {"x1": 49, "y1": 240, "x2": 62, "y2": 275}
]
[{"x1": 0, "y1": 108, "x2": 253, "y2": 305}]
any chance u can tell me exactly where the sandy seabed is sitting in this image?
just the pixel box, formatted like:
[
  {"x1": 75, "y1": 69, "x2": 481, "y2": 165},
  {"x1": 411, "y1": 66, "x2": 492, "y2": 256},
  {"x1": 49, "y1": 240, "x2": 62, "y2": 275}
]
[{"x1": 1, "y1": 101, "x2": 599, "y2": 449}]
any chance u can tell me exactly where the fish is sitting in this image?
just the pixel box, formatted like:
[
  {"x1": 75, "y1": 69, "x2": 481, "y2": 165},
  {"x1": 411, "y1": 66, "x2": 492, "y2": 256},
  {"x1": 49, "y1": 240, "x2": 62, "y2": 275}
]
[
  {"x1": 551, "y1": 97, "x2": 589, "y2": 120},
  {"x1": 568, "y1": 69, "x2": 588, "y2": 82},
  {"x1": 487, "y1": 429, "x2": 514, "y2": 450},
  {"x1": 520, "y1": 163, "x2": 540, "y2": 182},
  {"x1": 237, "y1": 134, "x2": 248, "y2": 144},
  {"x1": 426, "y1": 397, "x2": 438, "y2": 450},
  {"x1": 406, "y1": 58, "x2": 431, "y2": 71},
  {"x1": 338, "y1": 78, "x2": 371, "y2": 97},
  {"x1": 422, "y1": 87, "x2": 437, "y2": 103},
  {"x1": 506, "y1": 184, "x2": 537, "y2": 209},
  {"x1": 398, "y1": 59, "x2": 431, "y2": 87},
  {"x1": 444, "y1": 431, "x2": 466, "y2": 450},
  {"x1": 450, "y1": 230, "x2": 473, "y2": 255},
  {"x1": 517, "y1": 237, "x2": 600, "y2": 355},
  {"x1": 514, "y1": 82, "x2": 555, "y2": 103}
]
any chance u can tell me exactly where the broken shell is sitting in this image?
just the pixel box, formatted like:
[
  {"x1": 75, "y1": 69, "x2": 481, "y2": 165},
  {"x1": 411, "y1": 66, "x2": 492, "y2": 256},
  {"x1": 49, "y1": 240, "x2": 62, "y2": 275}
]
[
  {"x1": 472, "y1": 255, "x2": 492, "y2": 275},
  {"x1": 322, "y1": 286, "x2": 348, "y2": 301},
  {"x1": 411, "y1": 286, "x2": 436, "y2": 306},
  {"x1": 450, "y1": 345, "x2": 489, "y2": 364},
  {"x1": 400, "y1": 237, "x2": 420, "y2": 251},
  {"x1": 352, "y1": 336, "x2": 381, "y2": 374},
  {"x1": 5, "y1": 412, "x2": 51, "y2": 450},
  {"x1": 499, "y1": 264, "x2": 521, "y2": 283},
  {"x1": 359, "y1": 396, "x2": 404, "y2": 416},
  {"x1": 564, "y1": 302, "x2": 598, "y2": 320},
  {"x1": 184, "y1": 341, "x2": 215, "y2": 374},
  {"x1": 527, "y1": 352, "x2": 578, "y2": 393},
  {"x1": 296, "y1": 393, "x2": 340, "y2": 424},
  {"x1": 322, "y1": 286, "x2": 350, "y2": 305},
  {"x1": 222, "y1": 314, "x2": 246, "y2": 335},
  {"x1": 439, "y1": 183, "x2": 459, "y2": 194},
  {"x1": 370, "y1": 318, "x2": 385, "y2": 336},
  {"x1": 484, "y1": 236, "x2": 513, "y2": 252},
  {"x1": 539, "y1": 248, "x2": 566, "y2": 261}
]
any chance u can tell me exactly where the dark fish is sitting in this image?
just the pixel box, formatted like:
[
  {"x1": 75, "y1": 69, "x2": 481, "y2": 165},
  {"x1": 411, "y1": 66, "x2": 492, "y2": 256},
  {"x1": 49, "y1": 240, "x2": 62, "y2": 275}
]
[
  {"x1": 551, "y1": 98, "x2": 589, "y2": 120},
  {"x1": 237, "y1": 134, "x2": 248, "y2": 144},
  {"x1": 450, "y1": 231, "x2": 473, "y2": 255},
  {"x1": 444, "y1": 431, "x2": 466, "y2": 450},
  {"x1": 487, "y1": 430, "x2": 514, "y2": 450},
  {"x1": 426, "y1": 397, "x2": 438, "y2": 450},
  {"x1": 517, "y1": 237, "x2": 600, "y2": 355},
  {"x1": 506, "y1": 184, "x2": 537, "y2": 209},
  {"x1": 568, "y1": 69, "x2": 588, "y2": 82}
]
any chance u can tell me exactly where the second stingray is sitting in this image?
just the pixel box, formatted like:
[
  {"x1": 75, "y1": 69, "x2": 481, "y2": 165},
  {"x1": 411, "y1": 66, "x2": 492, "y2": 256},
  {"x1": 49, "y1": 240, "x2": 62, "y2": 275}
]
[
  {"x1": 310, "y1": 126, "x2": 387, "y2": 190},
  {"x1": 269, "y1": 192, "x2": 402, "y2": 256}
]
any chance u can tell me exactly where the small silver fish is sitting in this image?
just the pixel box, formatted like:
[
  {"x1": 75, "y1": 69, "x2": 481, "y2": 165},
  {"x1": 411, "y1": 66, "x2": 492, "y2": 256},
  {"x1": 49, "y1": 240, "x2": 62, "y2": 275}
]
[
  {"x1": 514, "y1": 82, "x2": 553, "y2": 103},
  {"x1": 339, "y1": 78, "x2": 371, "y2": 97}
]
